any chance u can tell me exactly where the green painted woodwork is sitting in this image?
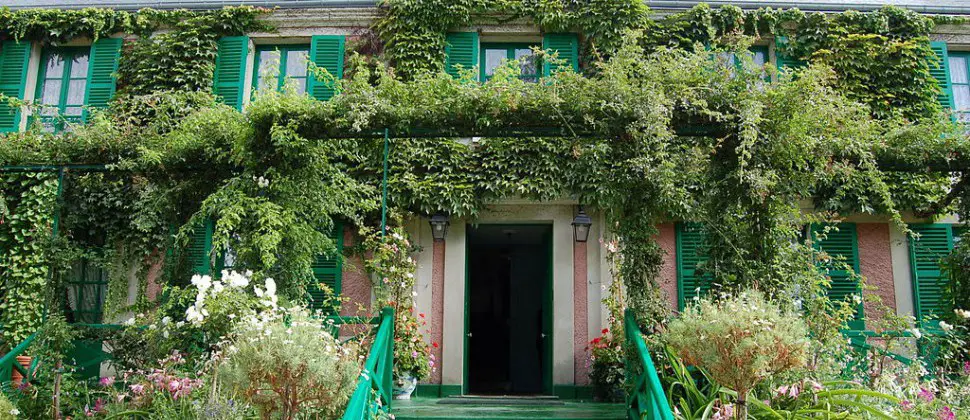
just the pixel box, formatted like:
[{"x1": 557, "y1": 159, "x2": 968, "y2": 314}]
[
  {"x1": 552, "y1": 385, "x2": 595, "y2": 400},
  {"x1": 392, "y1": 397, "x2": 626, "y2": 420},
  {"x1": 0, "y1": 332, "x2": 39, "y2": 389},
  {"x1": 83, "y1": 38, "x2": 123, "y2": 116},
  {"x1": 213, "y1": 36, "x2": 250, "y2": 110},
  {"x1": 929, "y1": 41, "x2": 956, "y2": 112},
  {"x1": 186, "y1": 219, "x2": 214, "y2": 275},
  {"x1": 542, "y1": 33, "x2": 579, "y2": 76},
  {"x1": 308, "y1": 35, "x2": 345, "y2": 101},
  {"x1": 342, "y1": 307, "x2": 395, "y2": 420},
  {"x1": 34, "y1": 46, "x2": 90, "y2": 132},
  {"x1": 623, "y1": 309, "x2": 675, "y2": 420},
  {"x1": 949, "y1": 50, "x2": 970, "y2": 122},
  {"x1": 676, "y1": 222, "x2": 711, "y2": 310},
  {"x1": 775, "y1": 36, "x2": 806, "y2": 76},
  {"x1": 0, "y1": 41, "x2": 32, "y2": 133},
  {"x1": 415, "y1": 384, "x2": 463, "y2": 398},
  {"x1": 811, "y1": 223, "x2": 864, "y2": 328},
  {"x1": 66, "y1": 258, "x2": 109, "y2": 324},
  {"x1": 480, "y1": 43, "x2": 540, "y2": 82},
  {"x1": 444, "y1": 32, "x2": 480, "y2": 80},
  {"x1": 307, "y1": 222, "x2": 343, "y2": 313},
  {"x1": 252, "y1": 44, "x2": 310, "y2": 94},
  {"x1": 908, "y1": 224, "x2": 959, "y2": 328}
]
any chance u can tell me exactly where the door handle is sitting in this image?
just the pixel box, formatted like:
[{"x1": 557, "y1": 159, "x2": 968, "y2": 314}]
[{"x1": 540, "y1": 333, "x2": 547, "y2": 338}]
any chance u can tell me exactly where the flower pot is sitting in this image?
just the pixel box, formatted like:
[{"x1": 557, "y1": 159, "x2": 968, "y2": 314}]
[
  {"x1": 392, "y1": 374, "x2": 418, "y2": 400},
  {"x1": 10, "y1": 355, "x2": 32, "y2": 385}
]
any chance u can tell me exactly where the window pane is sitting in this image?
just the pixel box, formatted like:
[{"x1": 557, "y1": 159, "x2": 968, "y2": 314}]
[
  {"x1": 950, "y1": 56, "x2": 968, "y2": 84},
  {"x1": 64, "y1": 106, "x2": 83, "y2": 116},
  {"x1": 67, "y1": 80, "x2": 86, "y2": 105},
  {"x1": 286, "y1": 50, "x2": 308, "y2": 78},
  {"x1": 45, "y1": 54, "x2": 65, "y2": 78},
  {"x1": 257, "y1": 50, "x2": 281, "y2": 90},
  {"x1": 292, "y1": 78, "x2": 307, "y2": 95},
  {"x1": 954, "y1": 85, "x2": 970, "y2": 112},
  {"x1": 41, "y1": 80, "x2": 62, "y2": 105},
  {"x1": 753, "y1": 51, "x2": 766, "y2": 68},
  {"x1": 70, "y1": 53, "x2": 90, "y2": 78},
  {"x1": 514, "y1": 48, "x2": 537, "y2": 77},
  {"x1": 484, "y1": 49, "x2": 507, "y2": 77}
]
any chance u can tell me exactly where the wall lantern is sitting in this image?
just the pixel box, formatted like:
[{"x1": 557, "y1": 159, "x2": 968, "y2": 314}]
[
  {"x1": 572, "y1": 206, "x2": 592, "y2": 243},
  {"x1": 429, "y1": 213, "x2": 450, "y2": 241}
]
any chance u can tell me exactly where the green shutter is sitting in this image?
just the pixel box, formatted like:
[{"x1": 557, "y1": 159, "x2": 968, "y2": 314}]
[
  {"x1": 186, "y1": 219, "x2": 214, "y2": 275},
  {"x1": 775, "y1": 36, "x2": 806, "y2": 76},
  {"x1": 83, "y1": 38, "x2": 123, "y2": 119},
  {"x1": 908, "y1": 224, "x2": 954, "y2": 328},
  {"x1": 444, "y1": 32, "x2": 480, "y2": 80},
  {"x1": 307, "y1": 35, "x2": 345, "y2": 101},
  {"x1": 812, "y1": 223, "x2": 864, "y2": 328},
  {"x1": 0, "y1": 41, "x2": 32, "y2": 133},
  {"x1": 213, "y1": 36, "x2": 249, "y2": 110},
  {"x1": 676, "y1": 223, "x2": 712, "y2": 310},
  {"x1": 307, "y1": 223, "x2": 344, "y2": 314},
  {"x1": 929, "y1": 41, "x2": 956, "y2": 111},
  {"x1": 542, "y1": 33, "x2": 579, "y2": 76}
]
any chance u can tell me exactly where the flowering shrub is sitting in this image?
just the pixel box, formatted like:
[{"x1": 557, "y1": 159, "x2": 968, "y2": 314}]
[
  {"x1": 97, "y1": 352, "x2": 217, "y2": 418},
  {"x1": 362, "y1": 225, "x2": 434, "y2": 381},
  {"x1": 588, "y1": 328, "x2": 624, "y2": 402},
  {"x1": 0, "y1": 393, "x2": 17, "y2": 419},
  {"x1": 216, "y1": 306, "x2": 360, "y2": 419},
  {"x1": 666, "y1": 291, "x2": 809, "y2": 418},
  {"x1": 113, "y1": 270, "x2": 268, "y2": 365}
]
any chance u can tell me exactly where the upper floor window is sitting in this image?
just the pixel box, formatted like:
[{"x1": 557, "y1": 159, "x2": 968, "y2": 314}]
[
  {"x1": 35, "y1": 47, "x2": 90, "y2": 132},
  {"x1": 253, "y1": 44, "x2": 310, "y2": 95},
  {"x1": 716, "y1": 47, "x2": 768, "y2": 79},
  {"x1": 949, "y1": 52, "x2": 970, "y2": 122},
  {"x1": 481, "y1": 43, "x2": 539, "y2": 82}
]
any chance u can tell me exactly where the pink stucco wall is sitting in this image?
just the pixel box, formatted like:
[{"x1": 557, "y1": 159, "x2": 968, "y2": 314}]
[
  {"x1": 857, "y1": 223, "x2": 896, "y2": 323},
  {"x1": 340, "y1": 226, "x2": 372, "y2": 317},
  {"x1": 574, "y1": 241, "x2": 589, "y2": 386},
  {"x1": 657, "y1": 223, "x2": 679, "y2": 311},
  {"x1": 429, "y1": 240, "x2": 445, "y2": 384}
]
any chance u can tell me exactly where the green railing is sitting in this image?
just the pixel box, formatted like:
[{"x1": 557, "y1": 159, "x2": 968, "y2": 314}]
[
  {"x1": 624, "y1": 309, "x2": 674, "y2": 420},
  {"x1": 342, "y1": 307, "x2": 395, "y2": 420},
  {"x1": 0, "y1": 332, "x2": 40, "y2": 389}
]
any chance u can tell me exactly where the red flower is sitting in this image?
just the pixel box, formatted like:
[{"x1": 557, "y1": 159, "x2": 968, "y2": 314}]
[
  {"x1": 591, "y1": 337, "x2": 601, "y2": 344},
  {"x1": 433, "y1": 342, "x2": 439, "y2": 348},
  {"x1": 602, "y1": 328, "x2": 609, "y2": 334}
]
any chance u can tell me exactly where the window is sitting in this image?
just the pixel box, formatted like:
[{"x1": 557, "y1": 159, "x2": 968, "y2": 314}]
[
  {"x1": 66, "y1": 259, "x2": 108, "y2": 324},
  {"x1": 717, "y1": 47, "x2": 769, "y2": 80},
  {"x1": 949, "y1": 52, "x2": 970, "y2": 122},
  {"x1": 253, "y1": 45, "x2": 310, "y2": 95},
  {"x1": 34, "y1": 47, "x2": 90, "y2": 132},
  {"x1": 480, "y1": 43, "x2": 539, "y2": 82}
]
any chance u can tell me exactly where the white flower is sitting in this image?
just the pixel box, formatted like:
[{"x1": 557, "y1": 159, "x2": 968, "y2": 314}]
[
  {"x1": 940, "y1": 321, "x2": 954, "y2": 332},
  {"x1": 186, "y1": 305, "x2": 206, "y2": 325},
  {"x1": 123, "y1": 317, "x2": 136, "y2": 326},
  {"x1": 852, "y1": 295, "x2": 863, "y2": 305},
  {"x1": 254, "y1": 286, "x2": 264, "y2": 298},
  {"x1": 10, "y1": 408, "x2": 20, "y2": 416},
  {"x1": 191, "y1": 274, "x2": 212, "y2": 292},
  {"x1": 161, "y1": 316, "x2": 171, "y2": 325},
  {"x1": 226, "y1": 270, "x2": 250, "y2": 288},
  {"x1": 212, "y1": 281, "x2": 225, "y2": 294},
  {"x1": 264, "y1": 278, "x2": 277, "y2": 297},
  {"x1": 955, "y1": 309, "x2": 970, "y2": 319},
  {"x1": 163, "y1": 330, "x2": 170, "y2": 339},
  {"x1": 176, "y1": 321, "x2": 185, "y2": 328},
  {"x1": 909, "y1": 328, "x2": 922, "y2": 340}
]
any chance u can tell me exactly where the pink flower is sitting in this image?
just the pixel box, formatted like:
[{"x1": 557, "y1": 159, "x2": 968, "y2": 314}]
[
  {"x1": 788, "y1": 384, "x2": 800, "y2": 398},
  {"x1": 99, "y1": 376, "x2": 115, "y2": 387},
  {"x1": 939, "y1": 407, "x2": 956, "y2": 420},
  {"x1": 964, "y1": 361, "x2": 970, "y2": 376},
  {"x1": 900, "y1": 400, "x2": 914, "y2": 411},
  {"x1": 919, "y1": 388, "x2": 935, "y2": 403},
  {"x1": 130, "y1": 383, "x2": 145, "y2": 395},
  {"x1": 169, "y1": 380, "x2": 181, "y2": 393},
  {"x1": 775, "y1": 385, "x2": 789, "y2": 398}
]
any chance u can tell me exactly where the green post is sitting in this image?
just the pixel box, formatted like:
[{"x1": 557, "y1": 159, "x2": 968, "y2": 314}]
[
  {"x1": 382, "y1": 306, "x2": 394, "y2": 409},
  {"x1": 381, "y1": 128, "x2": 390, "y2": 239}
]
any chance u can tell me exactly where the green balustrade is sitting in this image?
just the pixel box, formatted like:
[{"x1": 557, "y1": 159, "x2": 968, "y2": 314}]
[
  {"x1": 342, "y1": 307, "x2": 395, "y2": 420},
  {"x1": 0, "y1": 332, "x2": 40, "y2": 389},
  {"x1": 624, "y1": 309, "x2": 674, "y2": 420}
]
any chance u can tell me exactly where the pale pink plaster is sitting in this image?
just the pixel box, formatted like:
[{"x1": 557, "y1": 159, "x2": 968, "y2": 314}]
[
  {"x1": 857, "y1": 223, "x2": 896, "y2": 324},
  {"x1": 340, "y1": 226, "x2": 373, "y2": 325},
  {"x1": 430, "y1": 240, "x2": 445, "y2": 385},
  {"x1": 657, "y1": 223, "x2": 678, "y2": 311},
  {"x1": 574, "y1": 241, "x2": 590, "y2": 386}
]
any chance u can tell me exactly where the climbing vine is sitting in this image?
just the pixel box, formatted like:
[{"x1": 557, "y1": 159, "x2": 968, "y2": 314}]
[{"x1": 0, "y1": 3, "x2": 968, "y2": 347}]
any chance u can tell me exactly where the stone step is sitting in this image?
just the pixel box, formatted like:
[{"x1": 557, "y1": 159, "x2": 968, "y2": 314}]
[{"x1": 392, "y1": 397, "x2": 626, "y2": 420}]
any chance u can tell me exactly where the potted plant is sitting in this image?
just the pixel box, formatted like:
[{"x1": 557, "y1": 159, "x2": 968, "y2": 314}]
[{"x1": 392, "y1": 312, "x2": 433, "y2": 399}]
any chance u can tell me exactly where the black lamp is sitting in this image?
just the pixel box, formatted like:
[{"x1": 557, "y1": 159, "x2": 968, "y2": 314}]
[
  {"x1": 429, "y1": 213, "x2": 450, "y2": 241},
  {"x1": 572, "y1": 206, "x2": 592, "y2": 243}
]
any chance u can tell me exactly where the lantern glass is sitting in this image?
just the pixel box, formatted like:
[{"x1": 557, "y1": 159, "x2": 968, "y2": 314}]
[
  {"x1": 571, "y1": 207, "x2": 592, "y2": 243},
  {"x1": 430, "y1": 214, "x2": 450, "y2": 241}
]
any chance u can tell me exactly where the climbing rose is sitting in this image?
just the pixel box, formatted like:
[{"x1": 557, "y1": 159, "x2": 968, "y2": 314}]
[{"x1": 938, "y1": 407, "x2": 955, "y2": 420}]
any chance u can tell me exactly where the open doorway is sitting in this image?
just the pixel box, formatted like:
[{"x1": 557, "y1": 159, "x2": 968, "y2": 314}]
[{"x1": 465, "y1": 224, "x2": 552, "y2": 395}]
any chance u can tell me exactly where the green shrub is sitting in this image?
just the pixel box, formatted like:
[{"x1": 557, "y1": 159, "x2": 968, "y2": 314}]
[
  {"x1": 666, "y1": 291, "x2": 809, "y2": 418},
  {"x1": 216, "y1": 307, "x2": 360, "y2": 419},
  {"x1": 0, "y1": 392, "x2": 17, "y2": 419}
]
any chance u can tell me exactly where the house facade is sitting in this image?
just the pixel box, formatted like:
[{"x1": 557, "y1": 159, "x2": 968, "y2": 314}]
[{"x1": 3, "y1": 0, "x2": 970, "y2": 399}]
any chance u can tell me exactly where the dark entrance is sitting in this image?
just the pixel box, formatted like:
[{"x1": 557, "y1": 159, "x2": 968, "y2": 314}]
[{"x1": 465, "y1": 224, "x2": 552, "y2": 395}]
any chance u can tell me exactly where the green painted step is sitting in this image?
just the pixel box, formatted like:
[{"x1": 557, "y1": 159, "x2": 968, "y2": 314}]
[{"x1": 392, "y1": 397, "x2": 626, "y2": 420}]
